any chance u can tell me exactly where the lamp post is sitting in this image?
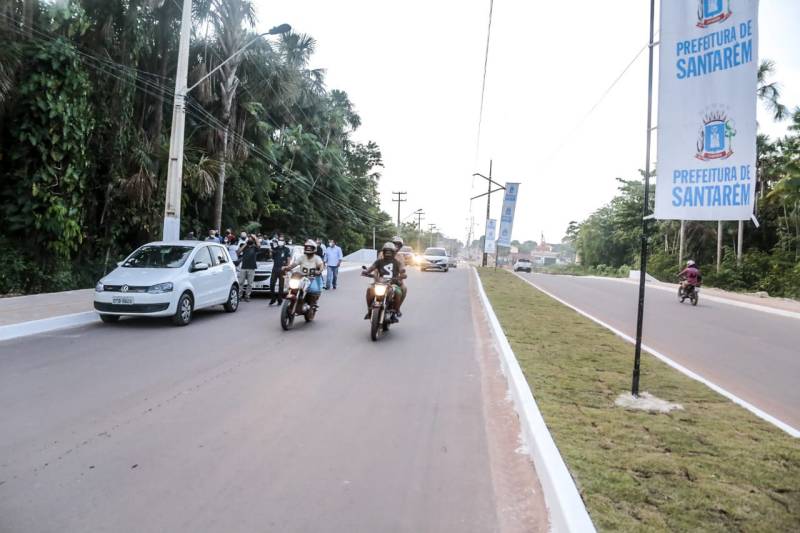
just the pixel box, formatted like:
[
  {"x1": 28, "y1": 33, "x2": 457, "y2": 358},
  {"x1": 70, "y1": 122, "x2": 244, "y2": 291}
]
[{"x1": 161, "y1": 9, "x2": 290, "y2": 241}]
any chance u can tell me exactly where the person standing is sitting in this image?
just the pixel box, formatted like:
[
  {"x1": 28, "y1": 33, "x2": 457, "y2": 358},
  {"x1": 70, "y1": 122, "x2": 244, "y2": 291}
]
[
  {"x1": 324, "y1": 239, "x2": 343, "y2": 290},
  {"x1": 205, "y1": 229, "x2": 218, "y2": 242},
  {"x1": 226, "y1": 234, "x2": 240, "y2": 266},
  {"x1": 238, "y1": 236, "x2": 258, "y2": 301},
  {"x1": 269, "y1": 235, "x2": 291, "y2": 306}
]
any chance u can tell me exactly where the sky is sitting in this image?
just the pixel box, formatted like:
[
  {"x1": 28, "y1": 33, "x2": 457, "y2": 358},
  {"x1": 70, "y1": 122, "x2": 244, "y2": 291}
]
[{"x1": 255, "y1": 0, "x2": 800, "y2": 246}]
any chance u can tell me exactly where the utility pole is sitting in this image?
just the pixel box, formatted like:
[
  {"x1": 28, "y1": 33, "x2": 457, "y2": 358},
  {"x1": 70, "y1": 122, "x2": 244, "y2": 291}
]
[
  {"x1": 471, "y1": 160, "x2": 506, "y2": 267},
  {"x1": 392, "y1": 191, "x2": 407, "y2": 233},
  {"x1": 428, "y1": 224, "x2": 437, "y2": 247},
  {"x1": 678, "y1": 219, "x2": 685, "y2": 267},
  {"x1": 162, "y1": 0, "x2": 192, "y2": 241},
  {"x1": 716, "y1": 220, "x2": 723, "y2": 273},
  {"x1": 414, "y1": 209, "x2": 425, "y2": 251},
  {"x1": 372, "y1": 227, "x2": 376, "y2": 250}
]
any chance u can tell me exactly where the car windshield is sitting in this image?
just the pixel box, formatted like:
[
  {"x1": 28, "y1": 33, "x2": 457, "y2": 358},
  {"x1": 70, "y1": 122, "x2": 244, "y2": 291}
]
[
  {"x1": 518, "y1": 259, "x2": 531, "y2": 263},
  {"x1": 424, "y1": 248, "x2": 446, "y2": 256},
  {"x1": 122, "y1": 245, "x2": 194, "y2": 268},
  {"x1": 256, "y1": 248, "x2": 273, "y2": 262}
]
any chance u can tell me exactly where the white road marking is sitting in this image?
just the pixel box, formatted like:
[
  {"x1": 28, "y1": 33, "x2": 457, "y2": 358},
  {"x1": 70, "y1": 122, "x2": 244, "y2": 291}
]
[{"x1": 514, "y1": 272, "x2": 800, "y2": 439}]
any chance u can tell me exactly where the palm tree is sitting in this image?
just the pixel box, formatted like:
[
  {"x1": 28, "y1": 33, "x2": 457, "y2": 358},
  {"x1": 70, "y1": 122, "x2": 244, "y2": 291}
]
[
  {"x1": 757, "y1": 59, "x2": 788, "y2": 121},
  {"x1": 206, "y1": 0, "x2": 255, "y2": 231}
]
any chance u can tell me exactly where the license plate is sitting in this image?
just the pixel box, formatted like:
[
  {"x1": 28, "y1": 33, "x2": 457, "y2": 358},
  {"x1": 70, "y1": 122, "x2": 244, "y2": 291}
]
[{"x1": 112, "y1": 296, "x2": 134, "y2": 305}]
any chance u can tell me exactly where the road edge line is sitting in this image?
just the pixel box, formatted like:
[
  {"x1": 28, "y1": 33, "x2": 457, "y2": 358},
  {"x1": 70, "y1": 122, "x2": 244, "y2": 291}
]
[
  {"x1": 513, "y1": 272, "x2": 800, "y2": 439},
  {"x1": 565, "y1": 275, "x2": 800, "y2": 321},
  {"x1": 0, "y1": 311, "x2": 99, "y2": 342},
  {"x1": 473, "y1": 267, "x2": 597, "y2": 533}
]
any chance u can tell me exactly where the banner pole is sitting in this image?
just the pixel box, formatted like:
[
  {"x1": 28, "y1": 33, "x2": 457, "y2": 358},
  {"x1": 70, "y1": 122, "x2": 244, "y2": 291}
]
[{"x1": 632, "y1": 0, "x2": 656, "y2": 398}]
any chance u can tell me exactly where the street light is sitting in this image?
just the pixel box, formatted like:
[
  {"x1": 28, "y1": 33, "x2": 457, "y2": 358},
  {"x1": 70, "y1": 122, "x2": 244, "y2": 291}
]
[{"x1": 161, "y1": 0, "x2": 290, "y2": 241}]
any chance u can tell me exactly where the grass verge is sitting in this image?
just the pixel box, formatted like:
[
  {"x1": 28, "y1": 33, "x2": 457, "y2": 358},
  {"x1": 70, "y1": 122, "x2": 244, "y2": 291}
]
[{"x1": 478, "y1": 268, "x2": 800, "y2": 532}]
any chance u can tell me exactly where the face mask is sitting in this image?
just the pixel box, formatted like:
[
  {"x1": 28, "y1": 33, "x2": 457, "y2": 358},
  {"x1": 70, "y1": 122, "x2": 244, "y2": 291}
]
[{"x1": 328, "y1": 242, "x2": 333, "y2": 247}]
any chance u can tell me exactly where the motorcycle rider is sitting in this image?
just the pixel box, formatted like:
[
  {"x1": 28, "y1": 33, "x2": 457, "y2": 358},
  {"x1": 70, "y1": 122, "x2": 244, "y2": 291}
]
[
  {"x1": 363, "y1": 242, "x2": 406, "y2": 321},
  {"x1": 390, "y1": 235, "x2": 409, "y2": 317},
  {"x1": 284, "y1": 239, "x2": 325, "y2": 308},
  {"x1": 678, "y1": 260, "x2": 702, "y2": 294}
]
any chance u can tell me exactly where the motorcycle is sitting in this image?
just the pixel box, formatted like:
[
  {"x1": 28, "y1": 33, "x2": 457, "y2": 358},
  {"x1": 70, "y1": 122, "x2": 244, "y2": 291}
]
[
  {"x1": 678, "y1": 278, "x2": 699, "y2": 306},
  {"x1": 362, "y1": 266, "x2": 398, "y2": 341},
  {"x1": 280, "y1": 268, "x2": 320, "y2": 330}
]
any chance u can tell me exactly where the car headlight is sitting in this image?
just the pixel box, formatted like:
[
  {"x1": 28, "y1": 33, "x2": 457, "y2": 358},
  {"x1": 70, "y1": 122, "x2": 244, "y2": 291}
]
[
  {"x1": 289, "y1": 278, "x2": 301, "y2": 290},
  {"x1": 147, "y1": 282, "x2": 174, "y2": 294},
  {"x1": 374, "y1": 284, "x2": 387, "y2": 296},
  {"x1": 95, "y1": 282, "x2": 104, "y2": 292}
]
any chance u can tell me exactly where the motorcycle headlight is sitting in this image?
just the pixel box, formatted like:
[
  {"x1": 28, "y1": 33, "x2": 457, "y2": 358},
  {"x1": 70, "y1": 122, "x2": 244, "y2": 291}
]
[
  {"x1": 147, "y1": 282, "x2": 174, "y2": 294},
  {"x1": 289, "y1": 278, "x2": 301, "y2": 290},
  {"x1": 374, "y1": 284, "x2": 387, "y2": 297}
]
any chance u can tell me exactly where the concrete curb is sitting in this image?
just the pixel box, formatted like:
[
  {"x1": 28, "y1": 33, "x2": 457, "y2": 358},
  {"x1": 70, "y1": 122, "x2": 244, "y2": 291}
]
[
  {"x1": 0, "y1": 311, "x2": 99, "y2": 342},
  {"x1": 473, "y1": 268, "x2": 596, "y2": 533},
  {"x1": 513, "y1": 272, "x2": 800, "y2": 439}
]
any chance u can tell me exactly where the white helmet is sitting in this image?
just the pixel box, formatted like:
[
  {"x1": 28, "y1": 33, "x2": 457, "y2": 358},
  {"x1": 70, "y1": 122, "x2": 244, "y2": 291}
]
[
  {"x1": 382, "y1": 242, "x2": 397, "y2": 253},
  {"x1": 304, "y1": 239, "x2": 317, "y2": 254},
  {"x1": 392, "y1": 235, "x2": 404, "y2": 247},
  {"x1": 687, "y1": 260, "x2": 696, "y2": 267}
]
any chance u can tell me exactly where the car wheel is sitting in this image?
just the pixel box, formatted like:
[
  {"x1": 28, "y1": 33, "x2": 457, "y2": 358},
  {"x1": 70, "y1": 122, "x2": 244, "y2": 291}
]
[
  {"x1": 444, "y1": 268, "x2": 449, "y2": 273},
  {"x1": 224, "y1": 284, "x2": 239, "y2": 312},
  {"x1": 172, "y1": 292, "x2": 193, "y2": 326},
  {"x1": 99, "y1": 314, "x2": 119, "y2": 323}
]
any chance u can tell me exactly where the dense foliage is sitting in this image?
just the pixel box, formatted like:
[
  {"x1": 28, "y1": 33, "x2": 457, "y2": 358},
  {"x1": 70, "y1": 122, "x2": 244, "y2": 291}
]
[
  {"x1": 0, "y1": 0, "x2": 396, "y2": 294},
  {"x1": 567, "y1": 107, "x2": 800, "y2": 298}
]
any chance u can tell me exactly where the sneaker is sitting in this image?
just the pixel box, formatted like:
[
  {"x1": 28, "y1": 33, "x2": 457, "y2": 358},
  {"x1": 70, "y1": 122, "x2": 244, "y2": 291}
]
[
  {"x1": 364, "y1": 311, "x2": 371, "y2": 320},
  {"x1": 268, "y1": 300, "x2": 276, "y2": 306},
  {"x1": 390, "y1": 314, "x2": 399, "y2": 324},
  {"x1": 396, "y1": 310, "x2": 403, "y2": 318}
]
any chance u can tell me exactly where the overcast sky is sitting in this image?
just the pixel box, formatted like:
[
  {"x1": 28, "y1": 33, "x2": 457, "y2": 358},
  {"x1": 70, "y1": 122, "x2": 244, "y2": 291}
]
[{"x1": 256, "y1": 0, "x2": 799, "y2": 245}]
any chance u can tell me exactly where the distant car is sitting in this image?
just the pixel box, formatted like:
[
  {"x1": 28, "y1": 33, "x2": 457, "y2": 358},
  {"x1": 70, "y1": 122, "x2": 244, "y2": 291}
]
[
  {"x1": 418, "y1": 247, "x2": 450, "y2": 272},
  {"x1": 398, "y1": 245, "x2": 415, "y2": 266},
  {"x1": 248, "y1": 245, "x2": 305, "y2": 295},
  {"x1": 94, "y1": 241, "x2": 239, "y2": 326},
  {"x1": 448, "y1": 256, "x2": 457, "y2": 268},
  {"x1": 513, "y1": 258, "x2": 532, "y2": 273},
  {"x1": 250, "y1": 246, "x2": 274, "y2": 293}
]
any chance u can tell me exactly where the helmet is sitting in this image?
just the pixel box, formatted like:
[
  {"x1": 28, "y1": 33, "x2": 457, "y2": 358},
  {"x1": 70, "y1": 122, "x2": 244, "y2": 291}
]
[
  {"x1": 687, "y1": 260, "x2": 696, "y2": 267},
  {"x1": 304, "y1": 239, "x2": 317, "y2": 254},
  {"x1": 382, "y1": 242, "x2": 397, "y2": 255},
  {"x1": 392, "y1": 235, "x2": 404, "y2": 247}
]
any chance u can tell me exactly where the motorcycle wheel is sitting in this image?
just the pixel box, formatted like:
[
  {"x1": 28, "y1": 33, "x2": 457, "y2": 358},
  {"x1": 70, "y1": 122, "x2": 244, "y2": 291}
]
[
  {"x1": 280, "y1": 299, "x2": 295, "y2": 330},
  {"x1": 677, "y1": 287, "x2": 685, "y2": 303},
  {"x1": 691, "y1": 292, "x2": 698, "y2": 306},
  {"x1": 370, "y1": 307, "x2": 383, "y2": 342}
]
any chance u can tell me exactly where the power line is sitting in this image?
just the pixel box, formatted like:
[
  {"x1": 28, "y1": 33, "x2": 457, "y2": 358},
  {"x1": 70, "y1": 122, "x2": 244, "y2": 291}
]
[
  {"x1": 540, "y1": 35, "x2": 658, "y2": 170},
  {"x1": 475, "y1": 0, "x2": 494, "y2": 162}
]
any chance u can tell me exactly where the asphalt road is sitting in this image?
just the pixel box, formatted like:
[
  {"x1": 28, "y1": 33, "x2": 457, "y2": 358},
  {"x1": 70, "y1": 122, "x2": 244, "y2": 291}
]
[
  {"x1": 517, "y1": 272, "x2": 800, "y2": 430},
  {"x1": 0, "y1": 268, "x2": 546, "y2": 533}
]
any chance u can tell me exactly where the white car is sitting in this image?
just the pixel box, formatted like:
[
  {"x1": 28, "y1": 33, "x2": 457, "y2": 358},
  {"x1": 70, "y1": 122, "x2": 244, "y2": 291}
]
[
  {"x1": 513, "y1": 258, "x2": 532, "y2": 273},
  {"x1": 94, "y1": 241, "x2": 239, "y2": 326},
  {"x1": 418, "y1": 247, "x2": 450, "y2": 272}
]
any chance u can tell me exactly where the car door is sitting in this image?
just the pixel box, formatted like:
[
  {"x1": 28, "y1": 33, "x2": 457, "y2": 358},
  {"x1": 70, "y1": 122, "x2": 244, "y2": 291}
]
[
  {"x1": 209, "y1": 245, "x2": 233, "y2": 303},
  {"x1": 189, "y1": 246, "x2": 216, "y2": 308}
]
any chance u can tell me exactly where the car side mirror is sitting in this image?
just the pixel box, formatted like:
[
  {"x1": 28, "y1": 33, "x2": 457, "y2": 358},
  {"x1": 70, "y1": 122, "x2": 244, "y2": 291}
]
[{"x1": 192, "y1": 262, "x2": 209, "y2": 272}]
